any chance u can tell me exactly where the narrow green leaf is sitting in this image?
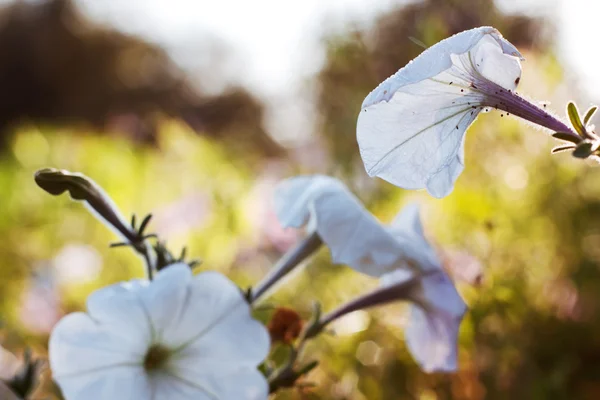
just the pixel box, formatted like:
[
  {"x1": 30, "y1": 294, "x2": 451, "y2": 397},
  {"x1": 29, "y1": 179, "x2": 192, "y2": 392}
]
[
  {"x1": 584, "y1": 106, "x2": 598, "y2": 125},
  {"x1": 551, "y1": 145, "x2": 576, "y2": 154},
  {"x1": 573, "y1": 141, "x2": 593, "y2": 158},
  {"x1": 552, "y1": 132, "x2": 580, "y2": 144},
  {"x1": 567, "y1": 102, "x2": 586, "y2": 137}
]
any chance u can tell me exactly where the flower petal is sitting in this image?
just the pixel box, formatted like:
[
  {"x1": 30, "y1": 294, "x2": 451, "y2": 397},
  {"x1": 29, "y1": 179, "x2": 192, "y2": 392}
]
[
  {"x1": 55, "y1": 365, "x2": 151, "y2": 400},
  {"x1": 405, "y1": 306, "x2": 459, "y2": 372},
  {"x1": 274, "y1": 175, "x2": 346, "y2": 229},
  {"x1": 357, "y1": 27, "x2": 522, "y2": 198},
  {"x1": 84, "y1": 282, "x2": 152, "y2": 351},
  {"x1": 170, "y1": 285, "x2": 270, "y2": 366},
  {"x1": 132, "y1": 263, "x2": 193, "y2": 343},
  {"x1": 387, "y1": 204, "x2": 440, "y2": 271},
  {"x1": 389, "y1": 203, "x2": 424, "y2": 238},
  {"x1": 161, "y1": 271, "x2": 270, "y2": 368},
  {"x1": 362, "y1": 27, "x2": 502, "y2": 108},
  {"x1": 404, "y1": 272, "x2": 466, "y2": 372},
  {"x1": 472, "y1": 33, "x2": 522, "y2": 91},
  {"x1": 357, "y1": 71, "x2": 479, "y2": 198},
  {"x1": 275, "y1": 175, "x2": 410, "y2": 276},
  {"x1": 153, "y1": 369, "x2": 268, "y2": 400},
  {"x1": 50, "y1": 312, "x2": 144, "y2": 378}
]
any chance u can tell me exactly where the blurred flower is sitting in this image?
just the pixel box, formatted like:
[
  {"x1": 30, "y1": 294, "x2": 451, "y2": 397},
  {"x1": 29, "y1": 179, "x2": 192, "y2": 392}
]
[
  {"x1": 53, "y1": 244, "x2": 102, "y2": 285},
  {"x1": 246, "y1": 164, "x2": 299, "y2": 253},
  {"x1": 274, "y1": 175, "x2": 426, "y2": 277},
  {"x1": 50, "y1": 264, "x2": 270, "y2": 400},
  {"x1": 0, "y1": 346, "x2": 19, "y2": 380},
  {"x1": 19, "y1": 275, "x2": 61, "y2": 334},
  {"x1": 153, "y1": 192, "x2": 212, "y2": 239},
  {"x1": 442, "y1": 249, "x2": 484, "y2": 286},
  {"x1": 357, "y1": 26, "x2": 578, "y2": 198},
  {"x1": 276, "y1": 175, "x2": 466, "y2": 372}
]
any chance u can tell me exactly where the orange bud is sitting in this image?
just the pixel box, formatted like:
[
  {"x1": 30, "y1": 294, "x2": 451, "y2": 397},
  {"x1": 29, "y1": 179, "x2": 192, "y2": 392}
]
[{"x1": 268, "y1": 307, "x2": 303, "y2": 344}]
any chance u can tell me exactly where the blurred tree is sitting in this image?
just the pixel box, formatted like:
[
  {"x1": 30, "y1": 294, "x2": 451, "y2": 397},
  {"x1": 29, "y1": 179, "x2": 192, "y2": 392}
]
[{"x1": 0, "y1": 0, "x2": 283, "y2": 156}]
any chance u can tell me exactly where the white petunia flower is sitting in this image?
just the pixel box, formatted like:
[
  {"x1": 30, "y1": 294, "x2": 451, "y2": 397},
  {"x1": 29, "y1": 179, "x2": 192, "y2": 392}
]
[
  {"x1": 50, "y1": 264, "x2": 270, "y2": 400},
  {"x1": 275, "y1": 175, "x2": 466, "y2": 372},
  {"x1": 274, "y1": 175, "x2": 422, "y2": 277},
  {"x1": 357, "y1": 26, "x2": 577, "y2": 198}
]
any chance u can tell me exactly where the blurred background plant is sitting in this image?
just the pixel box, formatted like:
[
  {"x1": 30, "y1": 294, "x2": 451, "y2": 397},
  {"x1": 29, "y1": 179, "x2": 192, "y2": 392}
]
[{"x1": 0, "y1": 0, "x2": 599, "y2": 399}]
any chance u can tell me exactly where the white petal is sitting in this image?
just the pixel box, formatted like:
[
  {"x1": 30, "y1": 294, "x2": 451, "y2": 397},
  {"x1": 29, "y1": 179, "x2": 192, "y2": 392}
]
[
  {"x1": 358, "y1": 27, "x2": 522, "y2": 198},
  {"x1": 161, "y1": 271, "x2": 270, "y2": 368},
  {"x1": 133, "y1": 264, "x2": 193, "y2": 344},
  {"x1": 404, "y1": 272, "x2": 466, "y2": 372},
  {"x1": 380, "y1": 269, "x2": 414, "y2": 288},
  {"x1": 390, "y1": 203, "x2": 424, "y2": 238},
  {"x1": 84, "y1": 281, "x2": 152, "y2": 351},
  {"x1": 153, "y1": 369, "x2": 268, "y2": 400},
  {"x1": 55, "y1": 365, "x2": 151, "y2": 400},
  {"x1": 358, "y1": 68, "x2": 479, "y2": 198},
  {"x1": 387, "y1": 204, "x2": 440, "y2": 271},
  {"x1": 422, "y1": 271, "x2": 467, "y2": 318},
  {"x1": 49, "y1": 313, "x2": 143, "y2": 378},
  {"x1": 472, "y1": 33, "x2": 522, "y2": 90},
  {"x1": 273, "y1": 175, "x2": 346, "y2": 228},
  {"x1": 275, "y1": 175, "x2": 411, "y2": 277},
  {"x1": 169, "y1": 287, "x2": 270, "y2": 366},
  {"x1": 405, "y1": 306, "x2": 459, "y2": 372},
  {"x1": 362, "y1": 27, "x2": 514, "y2": 108}
]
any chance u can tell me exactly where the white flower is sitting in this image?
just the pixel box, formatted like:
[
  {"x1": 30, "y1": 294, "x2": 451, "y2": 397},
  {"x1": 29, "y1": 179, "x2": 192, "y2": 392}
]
[
  {"x1": 274, "y1": 175, "x2": 422, "y2": 277},
  {"x1": 357, "y1": 27, "x2": 524, "y2": 198},
  {"x1": 382, "y1": 269, "x2": 466, "y2": 372},
  {"x1": 50, "y1": 264, "x2": 270, "y2": 400},
  {"x1": 275, "y1": 175, "x2": 466, "y2": 372}
]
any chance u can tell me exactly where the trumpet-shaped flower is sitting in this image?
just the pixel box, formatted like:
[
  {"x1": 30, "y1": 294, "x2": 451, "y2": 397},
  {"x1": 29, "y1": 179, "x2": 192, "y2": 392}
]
[
  {"x1": 275, "y1": 175, "x2": 466, "y2": 372},
  {"x1": 50, "y1": 264, "x2": 270, "y2": 400},
  {"x1": 357, "y1": 26, "x2": 578, "y2": 198}
]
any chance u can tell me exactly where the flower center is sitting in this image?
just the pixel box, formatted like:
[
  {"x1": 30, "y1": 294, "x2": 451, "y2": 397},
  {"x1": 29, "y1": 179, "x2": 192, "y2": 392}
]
[{"x1": 143, "y1": 345, "x2": 171, "y2": 372}]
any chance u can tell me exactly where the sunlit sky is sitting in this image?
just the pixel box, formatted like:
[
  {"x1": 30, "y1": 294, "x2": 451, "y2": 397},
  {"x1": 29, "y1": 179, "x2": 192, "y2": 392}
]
[
  {"x1": 75, "y1": 0, "x2": 599, "y2": 96},
  {"x1": 6, "y1": 0, "x2": 600, "y2": 139}
]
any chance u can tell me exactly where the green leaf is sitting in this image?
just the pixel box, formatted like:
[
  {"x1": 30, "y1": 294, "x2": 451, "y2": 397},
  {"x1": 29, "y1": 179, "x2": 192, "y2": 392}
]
[
  {"x1": 573, "y1": 141, "x2": 594, "y2": 159},
  {"x1": 552, "y1": 132, "x2": 580, "y2": 144},
  {"x1": 567, "y1": 102, "x2": 587, "y2": 137},
  {"x1": 584, "y1": 106, "x2": 598, "y2": 125},
  {"x1": 551, "y1": 145, "x2": 576, "y2": 154}
]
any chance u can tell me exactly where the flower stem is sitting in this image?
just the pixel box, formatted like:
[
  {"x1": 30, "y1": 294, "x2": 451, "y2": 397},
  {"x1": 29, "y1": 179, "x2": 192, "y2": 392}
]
[
  {"x1": 250, "y1": 232, "x2": 322, "y2": 304},
  {"x1": 478, "y1": 80, "x2": 579, "y2": 140},
  {"x1": 140, "y1": 243, "x2": 155, "y2": 280},
  {"x1": 303, "y1": 272, "x2": 437, "y2": 340}
]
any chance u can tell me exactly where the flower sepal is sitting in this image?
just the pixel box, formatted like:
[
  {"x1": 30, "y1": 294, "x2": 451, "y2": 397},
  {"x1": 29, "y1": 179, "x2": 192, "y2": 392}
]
[
  {"x1": 552, "y1": 102, "x2": 600, "y2": 160},
  {"x1": 4, "y1": 349, "x2": 43, "y2": 400}
]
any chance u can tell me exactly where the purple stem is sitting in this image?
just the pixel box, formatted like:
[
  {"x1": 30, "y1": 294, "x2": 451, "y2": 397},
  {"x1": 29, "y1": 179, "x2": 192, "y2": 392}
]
[
  {"x1": 251, "y1": 231, "x2": 322, "y2": 303},
  {"x1": 475, "y1": 78, "x2": 580, "y2": 141},
  {"x1": 304, "y1": 273, "x2": 430, "y2": 339}
]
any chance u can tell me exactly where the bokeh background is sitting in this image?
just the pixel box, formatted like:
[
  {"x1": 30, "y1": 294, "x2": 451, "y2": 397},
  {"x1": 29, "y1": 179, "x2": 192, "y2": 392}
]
[{"x1": 0, "y1": 0, "x2": 599, "y2": 398}]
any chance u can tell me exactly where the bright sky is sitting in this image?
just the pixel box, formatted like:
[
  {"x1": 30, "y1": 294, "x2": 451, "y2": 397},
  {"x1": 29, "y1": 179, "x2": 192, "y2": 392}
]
[
  {"x1": 8, "y1": 0, "x2": 600, "y2": 139},
  {"x1": 77, "y1": 0, "x2": 408, "y2": 96},
  {"x1": 74, "y1": 0, "x2": 600, "y2": 97}
]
